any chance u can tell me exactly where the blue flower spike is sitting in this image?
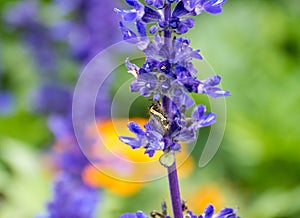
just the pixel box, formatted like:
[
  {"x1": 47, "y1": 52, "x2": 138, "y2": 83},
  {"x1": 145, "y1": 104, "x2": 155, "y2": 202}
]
[{"x1": 116, "y1": 1, "x2": 239, "y2": 218}]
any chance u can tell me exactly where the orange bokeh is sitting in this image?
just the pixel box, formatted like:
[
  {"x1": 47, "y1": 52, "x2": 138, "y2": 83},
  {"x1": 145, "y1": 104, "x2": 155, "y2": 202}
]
[{"x1": 82, "y1": 118, "x2": 194, "y2": 196}]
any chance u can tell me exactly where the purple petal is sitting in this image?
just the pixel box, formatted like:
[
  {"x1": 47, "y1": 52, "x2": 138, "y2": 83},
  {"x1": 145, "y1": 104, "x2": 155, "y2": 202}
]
[
  {"x1": 204, "y1": 0, "x2": 227, "y2": 14},
  {"x1": 144, "y1": 149, "x2": 155, "y2": 157},
  {"x1": 114, "y1": 8, "x2": 137, "y2": 22},
  {"x1": 149, "y1": 25, "x2": 158, "y2": 34},
  {"x1": 181, "y1": 18, "x2": 195, "y2": 28},
  {"x1": 142, "y1": 6, "x2": 161, "y2": 23},
  {"x1": 126, "y1": 0, "x2": 137, "y2": 7},
  {"x1": 119, "y1": 22, "x2": 138, "y2": 43},
  {"x1": 182, "y1": 0, "x2": 197, "y2": 11},
  {"x1": 130, "y1": 80, "x2": 144, "y2": 92},
  {"x1": 172, "y1": 1, "x2": 191, "y2": 17},
  {"x1": 153, "y1": 0, "x2": 164, "y2": 9},
  {"x1": 190, "y1": 50, "x2": 203, "y2": 60},
  {"x1": 136, "y1": 20, "x2": 147, "y2": 37},
  {"x1": 215, "y1": 207, "x2": 235, "y2": 217},
  {"x1": 177, "y1": 23, "x2": 189, "y2": 34},
  {"x1": 126, "y1": 58, "x2": 140, "y2": 72},
  {"x1": 204, "y1": 204, "x2": 214, "y2": 218},
  {"x1": 136, "y1": 211, "x2": 149, "y2": 218},
  {"x1": 128, "y1": 122, "x2": 145, "y2": 135},
  {"x1": 120, "y1": 213, "x2": 137, "y2": 218},
  {"x1": 140, "y1": 87, "x2": 152, "y2": 96},
  {"x1": 198, "y1": 112, "x2": 216, "y2": 127},
  {"x1": 205, "y1": 87, "x2": 230, "y2": 98},
  {"x1": 192, "y1": 104, "x2": 206, "y2": 119},
  {"x1": 145, "y1": 0, "x2": 154, "y2": 4},
  {"x1": 119, "y1": 136, "x2": 142, "y2": 149},
  {"x1": 175, "y1": 128, "x2": 196, "y2": 142},
  {"x1": 170, "y1": 142, "x2": 181, "y2": 151},
  {"x1": 204, "y1": 75, "x2": 221, "y2": 86}
]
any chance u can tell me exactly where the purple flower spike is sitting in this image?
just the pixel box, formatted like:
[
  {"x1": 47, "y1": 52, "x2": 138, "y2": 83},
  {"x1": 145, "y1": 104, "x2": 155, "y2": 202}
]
[{"x1": 118, "y1": 0, "x2": 229, "y2": 158}]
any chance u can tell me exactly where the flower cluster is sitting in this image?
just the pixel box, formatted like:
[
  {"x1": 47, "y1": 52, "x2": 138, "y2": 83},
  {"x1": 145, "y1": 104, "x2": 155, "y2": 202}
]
[
  {"x1": 120, "y1": 104, "x2": 215, "y2": 160},
  {"x1": 117, "y1": 1, "x2": 238, "y2": 216},
  {"x1": 3, "y1": 1, "x2": 120, "y2": 217},
  {"x1": 116, "y1": 0, "x2": 226, "y2": 37},
  {"x1": 117, "y1": 0, "x2": 229, "y2": 160},
  {"x1": 120, "y1": 204, "x2": 240, "y2": 218},
  {"x1": 3, "y1": 0, "x2": 58, "y2": 74},
  {"x1": 55, "y1": 0, "x2": 120, "y2": 62}
]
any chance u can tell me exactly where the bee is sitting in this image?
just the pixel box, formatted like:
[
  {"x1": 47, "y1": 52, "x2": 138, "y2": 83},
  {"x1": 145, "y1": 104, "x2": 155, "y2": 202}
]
[
  {"x1": 150, "y1": 200, "x2": 188, "y2": 218},
  {"x1": 181, "y1": 200, "x2": 188, "y2": 212},
  {"x1": 150, "y1": 210, "x2": 164, "y2": 218},
  {"x1": 149, "y1": 102, "x2": 170, "y2": 132},
  {"x1": 150, "y1": 200, "x2": 168, "y2": 218}
]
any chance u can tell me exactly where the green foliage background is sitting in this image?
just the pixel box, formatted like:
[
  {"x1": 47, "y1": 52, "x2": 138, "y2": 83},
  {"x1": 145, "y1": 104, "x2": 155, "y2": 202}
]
[{"x1": 0, "y1": 0, "x2": 300, "y2": 217}]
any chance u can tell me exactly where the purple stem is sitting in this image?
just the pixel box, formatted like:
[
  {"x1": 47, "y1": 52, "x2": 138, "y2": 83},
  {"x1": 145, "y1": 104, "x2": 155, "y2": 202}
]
[
  {"x1": 168, "y1": 160, "x2": 183, "y2": 218},
  {"x1": 164, "y1": 3, "x2": 172, "y2": 47},
  {"x1": 163, "y1": 4, "x2": 183, "y2": 218}
]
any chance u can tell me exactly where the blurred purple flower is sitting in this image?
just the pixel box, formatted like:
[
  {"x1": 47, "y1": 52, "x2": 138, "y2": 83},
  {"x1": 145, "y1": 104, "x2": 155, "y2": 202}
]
[
  {"x1": 54, "y1": 0, "x2": 120, "y2": 62},
  {"x1": 33, "y1": 83, "x2": 72, "y2": 115},
  {"x1": 35, "y1": 173, "x2": 99, "y2": 218},
  {"x1": 0, "y1": 91, "x2": 15, "y2": 115},
  {"x1": 3, "y1": 0, "x2": 58, "y2": 74}
]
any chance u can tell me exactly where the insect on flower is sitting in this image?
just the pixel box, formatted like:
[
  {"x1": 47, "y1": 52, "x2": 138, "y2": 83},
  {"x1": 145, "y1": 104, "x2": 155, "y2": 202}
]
[
  {"x1": 150, "y1": 200, "x2": 168, "y2": 218},
  {"x1": 149, "y1": 102, "x2": 170, "y2": 133},
  {"x1": 181, "y1": 200, "x2": 188, "y2": 212}
]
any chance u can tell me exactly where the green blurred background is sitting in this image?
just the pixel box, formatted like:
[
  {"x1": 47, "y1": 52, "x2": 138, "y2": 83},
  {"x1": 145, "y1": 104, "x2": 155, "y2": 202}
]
[{"x1": 1, "y1": 0, "x2": 300, "y2": 217}]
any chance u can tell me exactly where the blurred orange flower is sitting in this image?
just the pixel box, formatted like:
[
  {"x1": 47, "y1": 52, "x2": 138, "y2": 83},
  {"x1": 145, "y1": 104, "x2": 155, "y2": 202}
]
[{"x1": 186, "y1": 184, "x2": 225, "y2": 214}]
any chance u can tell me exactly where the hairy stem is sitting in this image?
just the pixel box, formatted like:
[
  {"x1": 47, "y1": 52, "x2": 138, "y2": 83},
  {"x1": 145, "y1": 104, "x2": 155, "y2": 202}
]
[
  {"x1": 168, "y1": 160, "x2": 183, "y2": 218},
  {"x1": 163, "y1": 4, "x2": 183, "y2": 218}
]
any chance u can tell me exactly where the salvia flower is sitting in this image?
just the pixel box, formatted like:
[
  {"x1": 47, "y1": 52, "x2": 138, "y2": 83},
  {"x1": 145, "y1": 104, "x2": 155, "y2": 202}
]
[
  {"x1": 117, "y1": 0, "x2": 236, "y2": 217},
  {"x1": 116, "y1": 0, "x2": 226, "y2": 39},
  {"x1": 127, "y1": 35, "x2": 229, "y2": 103},
  {"x1": 118, "y1": 0, "x2": 229, "y2": 161},
  {"x1": 120, "y1": 103, "x2": 216, "y2": 158}
]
